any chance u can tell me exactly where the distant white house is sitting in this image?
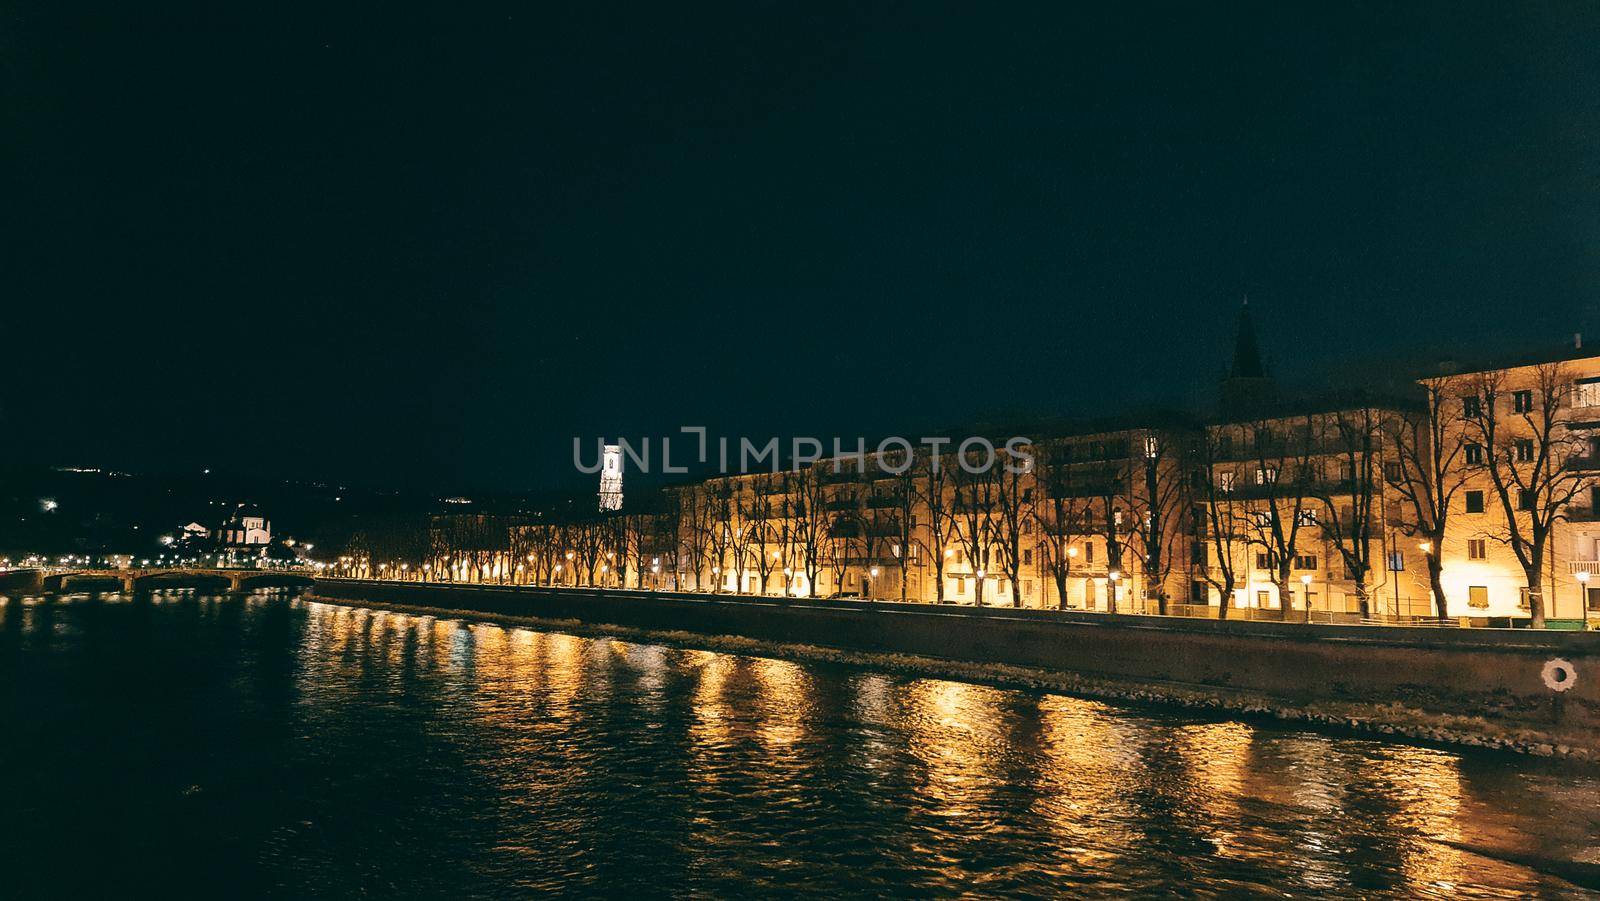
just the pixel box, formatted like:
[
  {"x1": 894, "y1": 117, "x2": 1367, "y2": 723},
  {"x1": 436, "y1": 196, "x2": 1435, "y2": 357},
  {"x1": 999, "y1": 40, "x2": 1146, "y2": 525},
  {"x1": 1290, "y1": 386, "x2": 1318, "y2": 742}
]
[{"x1": 217, "y1": 505, "x2": 271, "y2": 547}]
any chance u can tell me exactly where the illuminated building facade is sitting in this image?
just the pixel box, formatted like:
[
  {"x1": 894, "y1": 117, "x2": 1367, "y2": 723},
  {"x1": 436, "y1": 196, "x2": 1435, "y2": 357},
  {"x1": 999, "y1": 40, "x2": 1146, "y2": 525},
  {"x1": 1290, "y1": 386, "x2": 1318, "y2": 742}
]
[{"x1": 404, "y1": 316, "x2": 1600, "y2": 627}]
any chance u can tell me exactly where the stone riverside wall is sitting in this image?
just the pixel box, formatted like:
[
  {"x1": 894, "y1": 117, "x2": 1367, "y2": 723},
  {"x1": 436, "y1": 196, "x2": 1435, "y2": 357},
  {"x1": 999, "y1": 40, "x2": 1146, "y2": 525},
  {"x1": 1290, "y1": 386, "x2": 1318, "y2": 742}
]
[{"x1": 310, "y1": 579, "x2": 1600, "y2": 757}]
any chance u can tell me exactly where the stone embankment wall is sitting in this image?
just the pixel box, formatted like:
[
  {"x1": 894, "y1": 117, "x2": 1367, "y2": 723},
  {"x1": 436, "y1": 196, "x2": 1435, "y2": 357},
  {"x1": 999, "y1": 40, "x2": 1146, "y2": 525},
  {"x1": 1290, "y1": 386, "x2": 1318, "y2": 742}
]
[{"x1": 310, "y1": 579, "x2": 1600, "y2": 757}]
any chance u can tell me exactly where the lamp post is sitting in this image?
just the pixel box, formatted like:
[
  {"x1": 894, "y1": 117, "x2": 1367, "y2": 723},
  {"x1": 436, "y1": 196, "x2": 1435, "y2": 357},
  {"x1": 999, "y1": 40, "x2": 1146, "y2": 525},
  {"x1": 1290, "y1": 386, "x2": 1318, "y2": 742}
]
[
  {"x1": 1300, "y1": 573, "x2": 1313, "y2": 623},
  {"x1": 1578, "y1": 570, "x2": 1591, "y2": 630}
]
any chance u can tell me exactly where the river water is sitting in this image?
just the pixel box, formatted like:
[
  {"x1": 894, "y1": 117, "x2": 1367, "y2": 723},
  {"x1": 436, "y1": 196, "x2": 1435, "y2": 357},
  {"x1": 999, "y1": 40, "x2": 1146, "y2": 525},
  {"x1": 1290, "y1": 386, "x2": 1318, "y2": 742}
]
[{"x1": 2, "y1": 590, "x2": 1597, "y2": 898}]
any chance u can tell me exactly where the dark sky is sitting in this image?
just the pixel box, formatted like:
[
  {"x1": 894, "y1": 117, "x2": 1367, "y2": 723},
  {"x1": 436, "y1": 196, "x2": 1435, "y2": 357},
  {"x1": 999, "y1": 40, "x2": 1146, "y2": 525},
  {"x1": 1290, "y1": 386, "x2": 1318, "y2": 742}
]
[{"x1": 5, "y1": 2, "x2": 1599, "y2": 493}]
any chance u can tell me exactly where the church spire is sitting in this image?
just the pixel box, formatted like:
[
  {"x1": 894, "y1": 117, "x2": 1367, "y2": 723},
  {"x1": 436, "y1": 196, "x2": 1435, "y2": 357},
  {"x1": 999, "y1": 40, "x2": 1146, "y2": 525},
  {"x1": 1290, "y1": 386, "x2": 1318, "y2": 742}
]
[
  {"x1": 1218, "y1": 296, "x2": 1276, "y2": 417},
  {"x1": 1229, "y1": 296, "x2": 1266, "y2": 379}
]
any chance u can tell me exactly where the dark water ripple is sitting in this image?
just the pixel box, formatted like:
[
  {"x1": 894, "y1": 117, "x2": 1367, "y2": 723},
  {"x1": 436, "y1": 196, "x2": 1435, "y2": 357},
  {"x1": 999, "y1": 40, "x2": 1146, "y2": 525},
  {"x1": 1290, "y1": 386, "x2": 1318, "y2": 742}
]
[{"x1": 1, "y1": 590, "x2": 1597, "y2": 898}]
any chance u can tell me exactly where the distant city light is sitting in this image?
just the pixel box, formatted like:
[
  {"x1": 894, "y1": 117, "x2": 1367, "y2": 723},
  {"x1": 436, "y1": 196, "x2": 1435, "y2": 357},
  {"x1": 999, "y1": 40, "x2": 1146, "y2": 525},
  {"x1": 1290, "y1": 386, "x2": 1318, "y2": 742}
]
[{"x1": 39, "y1": 498, "x2": 58, "y2": 512}]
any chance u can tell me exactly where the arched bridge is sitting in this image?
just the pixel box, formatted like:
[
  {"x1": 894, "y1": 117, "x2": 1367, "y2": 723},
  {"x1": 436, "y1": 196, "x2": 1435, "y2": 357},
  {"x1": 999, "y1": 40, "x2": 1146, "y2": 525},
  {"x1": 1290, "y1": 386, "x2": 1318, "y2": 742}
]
[{"x1": 32, "y1": 568, "x2": 316, "y2": 593}]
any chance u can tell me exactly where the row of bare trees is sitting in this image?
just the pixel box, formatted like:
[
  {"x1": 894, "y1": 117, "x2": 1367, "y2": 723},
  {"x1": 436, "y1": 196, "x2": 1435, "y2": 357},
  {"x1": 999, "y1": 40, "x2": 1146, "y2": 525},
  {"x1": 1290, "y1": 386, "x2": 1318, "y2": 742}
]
[{"x1": 341, "y1": 362, "x2": 1593, "y2": 624}]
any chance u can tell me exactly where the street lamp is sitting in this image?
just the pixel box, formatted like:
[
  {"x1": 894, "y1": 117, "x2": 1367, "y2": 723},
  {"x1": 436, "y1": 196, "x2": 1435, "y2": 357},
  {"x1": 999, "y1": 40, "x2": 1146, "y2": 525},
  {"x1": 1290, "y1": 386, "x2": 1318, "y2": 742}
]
[
  {"x1": 1301, "y1": 573, "x2": 1313, "y2": 620},
  {"x1": 1578, "y1": 570, "x2": 1591, "y2": 630}
]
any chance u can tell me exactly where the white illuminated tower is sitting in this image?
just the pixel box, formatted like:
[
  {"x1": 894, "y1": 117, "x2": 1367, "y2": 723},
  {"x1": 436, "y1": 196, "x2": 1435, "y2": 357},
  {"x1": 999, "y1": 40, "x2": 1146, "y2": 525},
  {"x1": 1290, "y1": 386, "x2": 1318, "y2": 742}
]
[{"x1": 598, "y1": 444, "x2": 623, "y2": 511}]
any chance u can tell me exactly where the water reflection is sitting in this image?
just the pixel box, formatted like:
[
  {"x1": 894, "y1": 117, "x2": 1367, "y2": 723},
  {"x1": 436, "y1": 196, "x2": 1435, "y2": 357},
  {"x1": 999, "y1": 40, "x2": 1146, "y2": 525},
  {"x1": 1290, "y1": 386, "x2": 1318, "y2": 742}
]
[{"x1": 0, "y1": 591, "x2": 1597, "y2": 898}]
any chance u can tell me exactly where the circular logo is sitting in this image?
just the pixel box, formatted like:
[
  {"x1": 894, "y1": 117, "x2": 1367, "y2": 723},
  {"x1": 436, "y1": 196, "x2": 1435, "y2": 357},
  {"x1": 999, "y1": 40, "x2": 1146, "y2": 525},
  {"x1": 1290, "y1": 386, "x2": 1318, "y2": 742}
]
[{"x1": 1542, "y1": 658, "x2": 1578, "y2": 693}]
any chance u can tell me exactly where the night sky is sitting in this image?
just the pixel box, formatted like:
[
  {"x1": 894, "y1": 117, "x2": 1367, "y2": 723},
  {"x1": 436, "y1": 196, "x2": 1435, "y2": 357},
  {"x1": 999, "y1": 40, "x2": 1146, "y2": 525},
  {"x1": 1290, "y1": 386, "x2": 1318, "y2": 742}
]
[{"x1": 5, "y1": 2, "x2": 1599, "y2": 494}]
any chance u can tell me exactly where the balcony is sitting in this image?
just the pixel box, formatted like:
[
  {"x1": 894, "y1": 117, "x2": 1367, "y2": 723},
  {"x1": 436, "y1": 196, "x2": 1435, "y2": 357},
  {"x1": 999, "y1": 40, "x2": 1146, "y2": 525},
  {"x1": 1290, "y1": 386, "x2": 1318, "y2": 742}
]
[{"x1": 1569, "y1": 561, "x2": 1600, "y2": 575}]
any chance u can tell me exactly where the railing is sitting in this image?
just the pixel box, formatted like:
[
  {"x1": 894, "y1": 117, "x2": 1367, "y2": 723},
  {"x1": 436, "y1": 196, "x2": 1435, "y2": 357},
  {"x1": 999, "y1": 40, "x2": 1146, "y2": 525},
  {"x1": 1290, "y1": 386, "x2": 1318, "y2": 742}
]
[
  {"x1": 1571, "y1": 561, "x2": 1600, "y2": 574},
  {"x1": 1164, "y1": 603, "x2": 1460, "y2": 626}
]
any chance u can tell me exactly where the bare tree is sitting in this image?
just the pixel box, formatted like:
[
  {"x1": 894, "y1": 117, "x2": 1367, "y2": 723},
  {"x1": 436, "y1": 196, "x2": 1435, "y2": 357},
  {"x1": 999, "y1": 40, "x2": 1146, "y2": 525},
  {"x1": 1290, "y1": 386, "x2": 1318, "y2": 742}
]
[
  {"x1": 914, "y1": 450, "x2": 959, "y2": 603},
  {"x1": 1386, "y1": 377, "x2": 1472, "y2": 617},
  {"x1": 1313, "y1": 406, "x2": 1385, "y2": 618},
  {"x1": 1464, "y1": 363, "x2": 1586, "y2": 627},
  {"x1": 1127, "y1": 428, "x2": 1192, "y2": 615},
  {"x1": 882, "y1": 451, "x2": 922, "y2": 602},
  {"x1": 789, "y1": 466, "x2": 829, "y2": 597},
  {"x1": 1240, "y1": 416, "x2": 1318, "y2": 621},
  {"x1": 991, "y1": 448, "x2": 1033, "y2": 607},
  {"x1": 745, "y1": 474, "x2": 781, "y2": 594},
  {"x1": 704, "y1": 480, "x2": 736, "y2": 592},
  {"x1": 679, "y1": 485, "x2": 715, "y2": 591},
  {"x1": 952, "y1": 456, "x2": 998, "y2": 605},
  {"x1": 1197, "y1": 428, "x2": 1249, "y2": 619},
  {"x1": 1031, "y1": 441, "x2": 1093, "y2": 609}
]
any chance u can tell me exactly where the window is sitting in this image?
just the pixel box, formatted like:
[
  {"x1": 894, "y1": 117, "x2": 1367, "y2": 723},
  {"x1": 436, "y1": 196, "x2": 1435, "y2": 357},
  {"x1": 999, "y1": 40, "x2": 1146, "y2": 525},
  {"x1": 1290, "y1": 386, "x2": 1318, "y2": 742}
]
[
  {"x1": 1383, "y1": 461, "x2": 1403, "y2": 483},
  {"x1": 1294, "y1": 554, "x2": 1318, "y2": 570},
  {"x1": 1462, "y1": 395, "x2": 1482, "y2": 418},
  {"x1": 1084, "y1": 543, "x2": 1095, "y2": 564},
  {"x1": 1191, "y1": 581, "x2": 1208, "y2": 604},
  {"x1": 1256, "y1": 467, "x2": 1277, "y2": 485},
  {"x1": 1465, "y1": 443, "x2": 1484, "y2": 465},
  {"x1": 1388, "y1": 550, "x2": 1405, "y2": 571},
  {"x1": 1022, "y1": 488, "x2": 1034, "y2": 502},
  {"x1": 1513, "y1": 390, "x2": 1533, "y2": 413},
  {"x1": 1255, "y1": 552, "x2": 1274, "y2": 570},
  {"x1": 1574, "y1": 381, "x2": 1600, "y2": 408},
  {"x1": 1468, "y1": 539, "x2": 1486, "y2": 560},
  {"x1": 1515, "y1": 439, "x2": 1534, "y2": 462},
  {"x1": 1144, "y1": 436, "x2": 1159, "y2": 459},
  {"x1": 1022, "y1": 548, "x2": 1033, "y2": 565},
  {"x1": 1218, "y1": 471, "x2": 1236, "y2": 493},
  {"x1": 1190, "y1": 543, "x2": 1207, "y2": 565},
  {"x1": 1468, "y1": 585, "x2": 1489, "y2": 609},
  {"x1": 1519, "y1": 489, "x2": 1535, "y2": 511},
  {"x1": 1297, "y1": 509, "x2": 1319, "y2": 527},
  {"x1": 1023, "y1": 580, "x2": 1033, "y2": 598},
  {"x1": 1587, "y1": 587, "x2": 1600, "y2": 613},
  {"x1": 1465, "y1": 490, "x2": 1485, "y2": 514},
  {"x1": 955, "y1": 577, "x2": 966, "y2": 593}
]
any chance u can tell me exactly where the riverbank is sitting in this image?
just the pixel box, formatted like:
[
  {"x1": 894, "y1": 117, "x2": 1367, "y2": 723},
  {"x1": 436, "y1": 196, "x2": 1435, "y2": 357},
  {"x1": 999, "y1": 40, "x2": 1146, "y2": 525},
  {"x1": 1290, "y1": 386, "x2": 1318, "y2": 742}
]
[{"x1": 310, "y1": 579, "x2": 1600, "y2": 759}]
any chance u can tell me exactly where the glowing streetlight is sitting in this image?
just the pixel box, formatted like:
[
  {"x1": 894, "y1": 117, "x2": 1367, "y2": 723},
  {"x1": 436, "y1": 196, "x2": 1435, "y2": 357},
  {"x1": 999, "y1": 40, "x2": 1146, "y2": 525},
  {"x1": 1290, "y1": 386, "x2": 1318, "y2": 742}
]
[
  {"x1": 1067, "y1": 547, "x2": 1079, "y2": 559},
  {"x1": 1418, "y1": 541, "x2": 1433, "y2": 554}
]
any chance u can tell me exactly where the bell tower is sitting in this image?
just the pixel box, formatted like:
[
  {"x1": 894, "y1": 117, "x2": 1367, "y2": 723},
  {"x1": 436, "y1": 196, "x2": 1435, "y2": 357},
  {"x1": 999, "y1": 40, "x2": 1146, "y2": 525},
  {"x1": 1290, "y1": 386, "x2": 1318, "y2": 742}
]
[{"x1": 598, "y1": 444, "x2": 623, "y2": 511}]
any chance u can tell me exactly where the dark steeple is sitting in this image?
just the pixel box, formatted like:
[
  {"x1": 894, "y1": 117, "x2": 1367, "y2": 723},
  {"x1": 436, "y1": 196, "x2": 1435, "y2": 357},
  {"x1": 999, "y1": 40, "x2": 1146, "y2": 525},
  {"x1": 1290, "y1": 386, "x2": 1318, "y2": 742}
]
[
  {"x1": 1218, "y1": 297, "x2": 1277, "y2": 418},
  {"x1": 1229, "y1": 297, "x2": 1266, "y2": 379}
]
